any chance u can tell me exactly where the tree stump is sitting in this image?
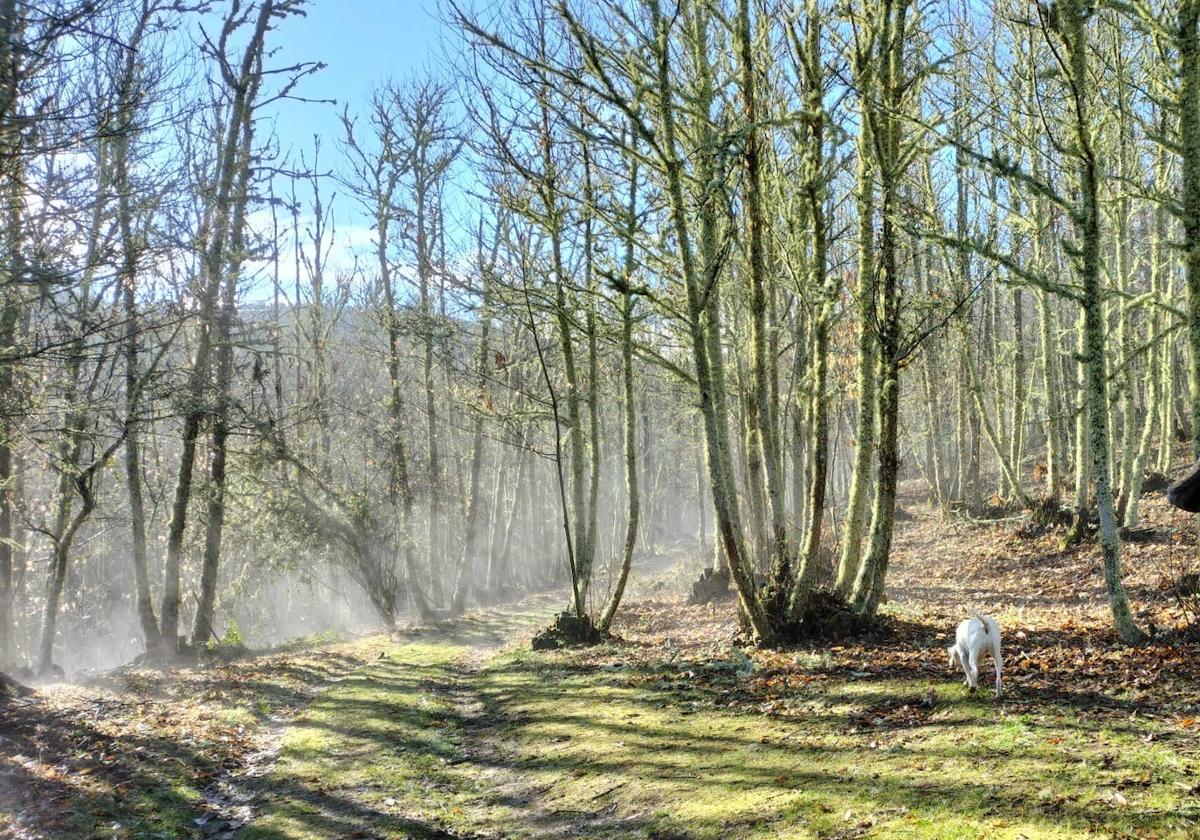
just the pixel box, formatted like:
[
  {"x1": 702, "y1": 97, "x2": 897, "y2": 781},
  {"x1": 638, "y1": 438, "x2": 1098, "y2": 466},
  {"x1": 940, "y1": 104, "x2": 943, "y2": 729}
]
[
  {"x1": 686, "y1": 567, "x2": 731, "y2": 605},
  {"x1": 531, "y1": 611, "x2": 605, "y2": 650}
]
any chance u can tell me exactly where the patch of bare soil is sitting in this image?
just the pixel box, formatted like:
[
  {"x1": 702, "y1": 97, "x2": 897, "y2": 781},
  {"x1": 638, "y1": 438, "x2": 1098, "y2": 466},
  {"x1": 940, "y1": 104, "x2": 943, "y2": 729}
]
[
  {"x1": 888, "y1": 482, "x2": 1195, "y2": 629},
  {"x1": 879, "y1": 485, "x2": 1200, "y2": 716}
]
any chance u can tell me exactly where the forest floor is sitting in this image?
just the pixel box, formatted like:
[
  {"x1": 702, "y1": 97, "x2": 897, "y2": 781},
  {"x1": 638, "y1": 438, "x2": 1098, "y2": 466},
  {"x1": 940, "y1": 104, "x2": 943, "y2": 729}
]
[{"x1": 3, "y1": 486, "x2": 1200, "y2": 839}]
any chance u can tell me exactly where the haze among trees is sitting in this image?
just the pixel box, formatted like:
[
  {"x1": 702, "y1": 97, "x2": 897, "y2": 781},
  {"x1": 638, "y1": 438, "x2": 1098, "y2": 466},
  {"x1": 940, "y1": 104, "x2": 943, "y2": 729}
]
[{"x1": 3, "y1": 1, "x2": 1200, "y2": 837}]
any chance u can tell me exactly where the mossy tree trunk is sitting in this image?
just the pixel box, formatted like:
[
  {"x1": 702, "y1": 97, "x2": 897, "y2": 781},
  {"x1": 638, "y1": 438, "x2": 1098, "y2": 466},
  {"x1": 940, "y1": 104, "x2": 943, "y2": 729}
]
[
  {"x1": 1182, "y1": 1, "x2": 1200, "y2": 466},
  {"x1": 834, "y1": 78, "x2": 876, "y2": 599},
  {"x1": 581, "y1": 140, "x2": 602, "y2": 605},
  {"x1": 1041, "y1": 0, "x2": 1144, "y2": 643},
  {"x1": 737, "y1": 0, "x2": 790, "y2": 612},
  {"x1": 643, "y1": 0, "x2": 771, "y2": 641}
]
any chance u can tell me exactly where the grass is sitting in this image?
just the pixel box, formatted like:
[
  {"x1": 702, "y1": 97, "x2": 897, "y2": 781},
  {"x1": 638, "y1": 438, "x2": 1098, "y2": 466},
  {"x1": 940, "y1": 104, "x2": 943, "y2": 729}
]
[{"x1": 240, "y1": 626, "x2": 1200, "y2": 840}]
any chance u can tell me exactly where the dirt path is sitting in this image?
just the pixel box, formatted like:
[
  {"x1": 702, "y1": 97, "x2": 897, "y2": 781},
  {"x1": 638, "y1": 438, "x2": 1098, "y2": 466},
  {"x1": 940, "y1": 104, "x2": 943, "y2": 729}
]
[
  {"x1": 236, "y1": 636, "x2": 661, "y2": 839},
  {"x1": 229, "y1": 502, "x2": 1200, "y2": 840},
  {"x1": 233, "y1": 596, "x2": 564, "y2": 839},
  {"x1": 0, "y1": 594, "x2": 563, "y2": 840},
  {"x1": 425, "y1": 650, "x2": 655, "y2": 840}
]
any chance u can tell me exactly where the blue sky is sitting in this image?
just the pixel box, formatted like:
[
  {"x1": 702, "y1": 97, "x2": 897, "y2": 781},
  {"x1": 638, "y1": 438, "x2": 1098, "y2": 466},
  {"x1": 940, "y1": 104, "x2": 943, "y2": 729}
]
[
  {"x1": 264, "y1": 0, "x2": 452, "y2": 162},
  {"x1": 220, "y1": 0, "x2": 468, "y2": 298}
]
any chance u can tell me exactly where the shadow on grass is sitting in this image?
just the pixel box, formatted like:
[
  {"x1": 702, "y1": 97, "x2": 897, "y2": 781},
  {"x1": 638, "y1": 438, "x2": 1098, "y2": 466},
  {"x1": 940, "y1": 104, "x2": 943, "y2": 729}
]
[
  {"x1": 0, "y1": 597, "x2": 559, "y2": 839},
  {"x1": 0, "y1": 646, "x2": 383, "y2": 837},
  {"x1": 13, "y1": 592, "x2": 1191, "y2": 839},
  {"x1": 240, "y1": 635, "x2": 1197, "y2": 840}
]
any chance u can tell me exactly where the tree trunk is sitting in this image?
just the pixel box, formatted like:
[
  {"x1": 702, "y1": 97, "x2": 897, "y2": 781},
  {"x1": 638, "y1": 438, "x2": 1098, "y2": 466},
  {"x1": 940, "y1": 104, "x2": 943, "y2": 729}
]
[
  {"x1": 834, "y1": 101, "x2": 876, "y2": 598},
  {"x1": 451, "y1": 236, "x2": 495, "y2": 614},
  {"x1": 38, "y1": 491, "x2": 93, "y2": 675},
  {"x1": 1010, "y1": 288, "x2": 1027, "y2": 492},
  {"x1": 651, "y1": 0, "x2": 770, "y2": 641},
  {"x1": 1181, "y1": 2, "x2": 1200, "y2": 465},
  {"x1": 1050, "y1": 0, "x2": 1144, "y2": 643},
  {"x1": 192, "y1": 12, "x2": 271, "y2": 646},
  {"x1": 582, "y1": 143, "x2": 602, "y2": 605},
  {"x1": 791, "y1": 0, "x2": 831, "y2": 611},
  {"x1": 965, "y1": 325, "x2": 1031, "y2": 507},
  {"x1": 416, "y1": 175, "x2": 445, "y2": 605},
  {"x1": 598, "y1": 152, "x2": 640, "y2": 632},
  {"x1": 160, "y1": 0, "x2": 275, "y2": 656},
  {"x1": 114, "y1": 35, "x2": 159, "y2": 649},
  {"x1": 738, "y1": 0, "x2": 790, "y2": 610},
  {"x1": 850, "y1": 0, "x2": 912, "y2": 619},
  {"x1": 1125, "y1": 174, "x2": 1169, "y2": 527}
]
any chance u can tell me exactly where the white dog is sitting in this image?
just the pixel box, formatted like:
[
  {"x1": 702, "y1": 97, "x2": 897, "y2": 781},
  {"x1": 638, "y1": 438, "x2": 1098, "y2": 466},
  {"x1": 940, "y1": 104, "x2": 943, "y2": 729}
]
[{"x1": 947, "y1": 612, "x2": 1003, "y2": 697}]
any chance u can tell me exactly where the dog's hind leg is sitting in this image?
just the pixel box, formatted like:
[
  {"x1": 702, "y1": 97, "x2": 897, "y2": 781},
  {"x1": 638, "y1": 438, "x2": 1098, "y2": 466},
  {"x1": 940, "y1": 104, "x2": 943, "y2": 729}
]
[
  {"x1": 966, "y1": 651, "x2": 980, "y2": 692},
  {"x1": 993, "y1": 641, "x2": 1003, "y2": 697}
]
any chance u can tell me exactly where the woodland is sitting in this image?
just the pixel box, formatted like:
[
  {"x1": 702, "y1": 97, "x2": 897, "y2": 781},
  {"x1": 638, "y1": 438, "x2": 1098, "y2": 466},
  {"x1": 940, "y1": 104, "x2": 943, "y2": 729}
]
[{"x1": 2, "y1": 0, "x2": 1200, "y2": 837}]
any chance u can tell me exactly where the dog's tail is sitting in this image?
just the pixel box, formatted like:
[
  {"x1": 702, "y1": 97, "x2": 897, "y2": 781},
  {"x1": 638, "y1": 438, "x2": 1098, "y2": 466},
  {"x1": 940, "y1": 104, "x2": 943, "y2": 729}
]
[{"x1": 971, "y1": 610, "x2": 990, "y2": 634}]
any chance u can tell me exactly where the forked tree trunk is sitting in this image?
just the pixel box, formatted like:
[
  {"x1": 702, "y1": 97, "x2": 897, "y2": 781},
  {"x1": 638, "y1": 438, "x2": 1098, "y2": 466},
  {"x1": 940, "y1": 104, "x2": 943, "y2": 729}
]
[
  {"x1": 193, "y1": 77, "x2": 259, "y2": 646},
  {"x1": 850, "y1": 0, "x2": 911, "y2": 619},
  {"x1": 649, "y1": 0, "x2": 770, "y2": 641},
  {"x1": 738, "y1": 0, "x2": 790, "y2": 608}
]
